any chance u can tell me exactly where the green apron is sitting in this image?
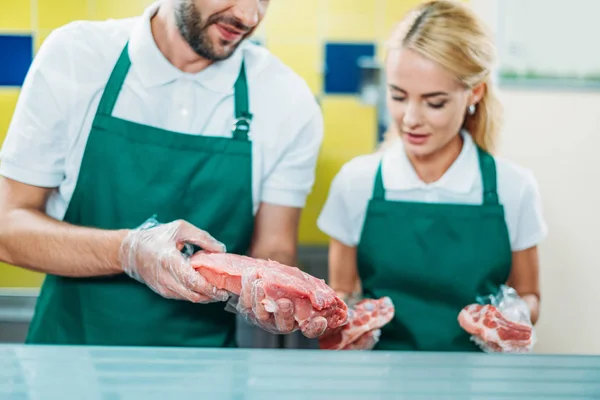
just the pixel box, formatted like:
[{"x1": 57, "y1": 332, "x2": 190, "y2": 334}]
[
  {"x1": 25, "y1": 41, "x2": 255, "y2": 347},
  {"x1": 357, "y1": 146, "x2": 512, "y2": 351}
]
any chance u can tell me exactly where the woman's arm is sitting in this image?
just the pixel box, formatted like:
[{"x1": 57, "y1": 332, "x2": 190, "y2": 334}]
[
  {"x1": 506, "y1": 246, "x2": 541, "y2": 324},
  {"x1": 328, "y1": 238, "x2": 361, "y2": 301}
]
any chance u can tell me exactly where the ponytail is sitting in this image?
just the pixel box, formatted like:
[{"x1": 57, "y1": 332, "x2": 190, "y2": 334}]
[{"x1": 463, "y1": 80, "x2": 503, "y2": 154}]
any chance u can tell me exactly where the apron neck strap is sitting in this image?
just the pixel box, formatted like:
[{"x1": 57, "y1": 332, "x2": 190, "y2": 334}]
[
  {"x1": 477, "y1": 147, "x2": 499, "y2": 205},
  {"x1": 95, "y1": 42, "x2": 252, "y2": 141},
  {"x1": 373, "y1": 162, "x2": 385, "y2": 200},
  {"x1": 96, "y1": 42, "x2": 132, "y2": 116},
  {"x1": 232, "y1": 60, "x2": 252, "y2": 141},
  {"x1": 372, "y1": 148, "x2": 500, "y2": 205}
]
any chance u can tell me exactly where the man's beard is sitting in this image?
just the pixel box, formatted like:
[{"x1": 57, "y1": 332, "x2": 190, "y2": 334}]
[{"x1": 174, "y1": 1, "x2": 252, "y2": 61}]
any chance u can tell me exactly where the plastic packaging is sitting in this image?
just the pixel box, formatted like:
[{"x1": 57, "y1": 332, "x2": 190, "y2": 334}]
[
  {"x1": 189, "y1": 251, "x2": 349, "y2": 338},
  {"x1": 118, "y1": 217, "x2": 230, "y2": 304},
  {"x1": 458, "y1": 285, "x2": 536, "y2": 353},
  {"x1": 319, "y1": 296, "x2": 395, "y2": 350}
]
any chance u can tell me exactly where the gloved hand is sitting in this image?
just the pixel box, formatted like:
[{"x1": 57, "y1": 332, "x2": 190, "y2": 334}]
[
  {"x1": 458, "y1": 285, "x2": 536, "y2": 353},
  {"x1": 233, "y1": 272, "x2": 331, "y2": 338},
  {"x1": 118, "y1": 217, "x2": 230, "y2": 304}
]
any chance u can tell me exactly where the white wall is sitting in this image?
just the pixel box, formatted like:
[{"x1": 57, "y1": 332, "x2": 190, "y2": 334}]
[{"x1": 471, "y1": 0, "x2": 600, "y2": 355}]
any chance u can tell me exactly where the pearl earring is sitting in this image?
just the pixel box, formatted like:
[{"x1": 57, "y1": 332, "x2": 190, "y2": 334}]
[{"x1": 468, "y1": 104, "x2": 476, "y2": 115}]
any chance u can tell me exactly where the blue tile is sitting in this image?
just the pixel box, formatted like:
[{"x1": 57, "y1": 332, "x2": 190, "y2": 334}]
[
  {"x1": 324, "y1": 42, "x2": 376, "y2": 94},
  {"x1": 0, "y1": 35, "x2": 33, "y2": 86},
  {"x1": 378, "y1": 122, "x2": 387, "y2": 143}
]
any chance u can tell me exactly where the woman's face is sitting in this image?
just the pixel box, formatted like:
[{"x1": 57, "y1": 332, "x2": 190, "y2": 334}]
[{"x1": 385, "y1": 47, "x2": 481, "y2": 160}]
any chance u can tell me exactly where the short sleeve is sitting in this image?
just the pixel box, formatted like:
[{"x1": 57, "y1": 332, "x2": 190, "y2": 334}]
[
  {"x1": 260, "y1": 98, "x2": 324, "y2": 208},
  {"x1": 317, "y1": 168, "x2": 357, "y2": 247},
  {"x1": 512, "y1": 170, "x2": 548, "y2": 251},
  {"x1": 0, "y1": 28, "x2": 74, "y2": 187}
]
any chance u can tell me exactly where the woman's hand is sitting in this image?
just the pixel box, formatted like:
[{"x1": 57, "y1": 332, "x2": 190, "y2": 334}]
[{"x1": 458, "y1": 285, "x2": 536, "y2": 353}]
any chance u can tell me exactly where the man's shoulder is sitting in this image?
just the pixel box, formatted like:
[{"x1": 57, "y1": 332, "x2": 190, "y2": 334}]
[
  {"x1": 242, "y1": 41, "x2": 316, "y2": 106},
  {"x1": 58, "y1": 16, "x2": 137, "y2": 35},
  {"x1": 40, "y1": 17, "x2": 138, "y2": 71}
]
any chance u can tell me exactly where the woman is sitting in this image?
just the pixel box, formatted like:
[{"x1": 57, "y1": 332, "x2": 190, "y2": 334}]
[{"x1": 317, "y1": 0, "x2": 547, "y2": 352}]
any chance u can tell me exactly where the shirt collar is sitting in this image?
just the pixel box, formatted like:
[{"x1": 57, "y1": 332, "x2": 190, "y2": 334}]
[
  {"x1": 127, "y1": 1, "x2": 245, "y2": 93},
  {"x1": 382, "y1": 130, "x2": 478, "y2": 193}
]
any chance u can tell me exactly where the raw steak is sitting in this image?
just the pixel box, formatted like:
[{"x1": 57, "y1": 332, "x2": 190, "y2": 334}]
[
  {"x1": 319, "y1": 297, "x2": 395, "y2": 350},
  {"x1": 458, "y1": 304, "x2": 534, "y2": 352},
  {"x1": 340, "y1": 329, "x2": 381, "y2": 350},
  {"x1": 189, "y1": 252, "x2": 348, "y2": 338}
]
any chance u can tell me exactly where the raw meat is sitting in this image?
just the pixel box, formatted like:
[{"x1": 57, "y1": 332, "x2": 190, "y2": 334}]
[
  {"x1": 339, "y1": 329, "x2": 381, "y2": 350},
  {"x1": 319, "y1": 297, "x2": 395, "y2": 350},
  {"x1": 458, "y1": 303, "x2": 534, "y2": 352},
  {"x1": 189, "y1": 252, "x2": 349, "y2": 338}
]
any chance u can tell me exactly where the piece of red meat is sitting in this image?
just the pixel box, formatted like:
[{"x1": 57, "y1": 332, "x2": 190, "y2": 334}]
[
  {"x1": 341, "y1": 329, "x2": 381, "y2": 350},
  {"x1": 319, "y1": 297, "x2": 395, "y2": 350},
  {"x1": 457, "y1": 303, "x2": 533, "y2": 352},
  {"x1": 189, "y1": 252, "x2": 348, "y2": 338}
]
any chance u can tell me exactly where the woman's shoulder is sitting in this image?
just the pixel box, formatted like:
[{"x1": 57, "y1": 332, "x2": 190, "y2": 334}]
[
  {"x1": 333, "y1": 151, "x2": 384, "y2": 190},
  {"x1": 318, "y1": 151, "x2": 384, "y2": 246},
  {"x1": 491, "y1": 155, "x2": 548, "y2": 250},
  {"x1": 492, "y1": 156, "x2": 540, "y2": 198}
]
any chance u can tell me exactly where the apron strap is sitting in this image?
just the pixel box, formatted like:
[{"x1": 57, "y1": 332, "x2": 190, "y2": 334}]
[
  {"x1": 94, "y1": 41, "x2": 252, "y2": 142},
  {"x1": 96, "y1": 42, "x2": 132, "y2": 116},
  {"x1": 232, "y1": 61, "x2": 252, "y2": 141},
  {"x1": 373, "y1": 148, "x2": 499, "y2": 205},
  {"x1": 372, "y1": 162, "x2": 385, "y2": 200},
  {"x1": 477, "y1": 147, "x2": 500, "y2": 205}
]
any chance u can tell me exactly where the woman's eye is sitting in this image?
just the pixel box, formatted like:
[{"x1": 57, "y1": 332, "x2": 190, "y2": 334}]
[
  {"x1": 428, "y1": 102, "x2": 446, "y2": 109},
  {"x1": 392, "y1": 97, "x2": 406, "y2": 102}
]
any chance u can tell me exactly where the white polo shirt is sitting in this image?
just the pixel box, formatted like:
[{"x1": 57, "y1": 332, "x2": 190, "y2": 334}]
[
  {"x1": 317, "y1": 132, "x2": 548, "y2": 252},
  {"x1": 0, "y1": 2, "x2": 323, "y2": 220}
]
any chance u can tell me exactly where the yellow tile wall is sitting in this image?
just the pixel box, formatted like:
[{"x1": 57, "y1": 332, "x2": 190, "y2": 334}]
[
  {"x1": 267, "y1": 42, "x2": 323, "y2": 95},
  {"x1": 0, "y1": 0, "x2": 459, "y2": 286},
  {"x1": 0, "y1": 88, "x2": 19, "y2": 143},
  {"x1": 299, "y1": 98, "x2": 378, "y2": 244},
  {"x1": 0, "y1": 0, "x2": 32, "y2": 32},
  {"x1": 324, "y1": 0, "x2": 379, "y2": 42}
]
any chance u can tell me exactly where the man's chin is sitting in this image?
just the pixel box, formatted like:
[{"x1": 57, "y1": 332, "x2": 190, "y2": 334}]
[
  {"x1": 188, "y1": 31, "x2": 246, "y2": 61},
  {"x1": 210, "y1": 41, "x2": 242, "y2": 60},
  {"x1": 205, "y1": 27, "x2": 245, "y2": 56}
]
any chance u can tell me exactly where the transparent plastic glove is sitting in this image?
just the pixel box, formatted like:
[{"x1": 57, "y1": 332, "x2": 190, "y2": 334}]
[
  {"x1": 319, "y1": 297, "x2": 395, "y2": 350},
  {"x1": 458, "y1": 285, "x2": 536, "y2": 353},
  {"x1": 188, "y1": 251, "x2": 349, "y2": 338},
  {"x1": 119, "y1": 217, "x2": 230, "y2": 303},
  {"x1": 233, "y1": 274, "x2": 332, "y2": 339}
]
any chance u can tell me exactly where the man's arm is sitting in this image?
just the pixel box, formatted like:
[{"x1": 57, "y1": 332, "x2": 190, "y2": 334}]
[
  {"x1": 0, "y1": 176, "x2": 127, "y2": 276},
  {"x1": 247, "y1": 202, "x2": 301, "y2": 266},
  {"x1": 248, "y1": 81, "x2": 323, "y2": 265},
  {"x1": 0, "y1": 28, "x2": 126, "y2": 277},
  {"x1": 0, "y1": 176, "x2": 229, "y2": 303}
]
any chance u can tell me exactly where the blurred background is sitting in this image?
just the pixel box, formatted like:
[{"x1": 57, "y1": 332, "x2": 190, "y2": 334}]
[{"x1": 1, "y1": 0, "x2": 599, "y2": 355}]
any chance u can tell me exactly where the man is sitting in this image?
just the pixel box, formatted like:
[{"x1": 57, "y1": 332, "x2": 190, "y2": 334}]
[{"x1": 0, "y1": 0, "x2": 323, "y2": 348}]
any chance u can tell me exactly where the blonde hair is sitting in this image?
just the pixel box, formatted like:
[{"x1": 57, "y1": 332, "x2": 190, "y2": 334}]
[{"x1": 380, "y1": 0, "x2": 502, "y2": 154}]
